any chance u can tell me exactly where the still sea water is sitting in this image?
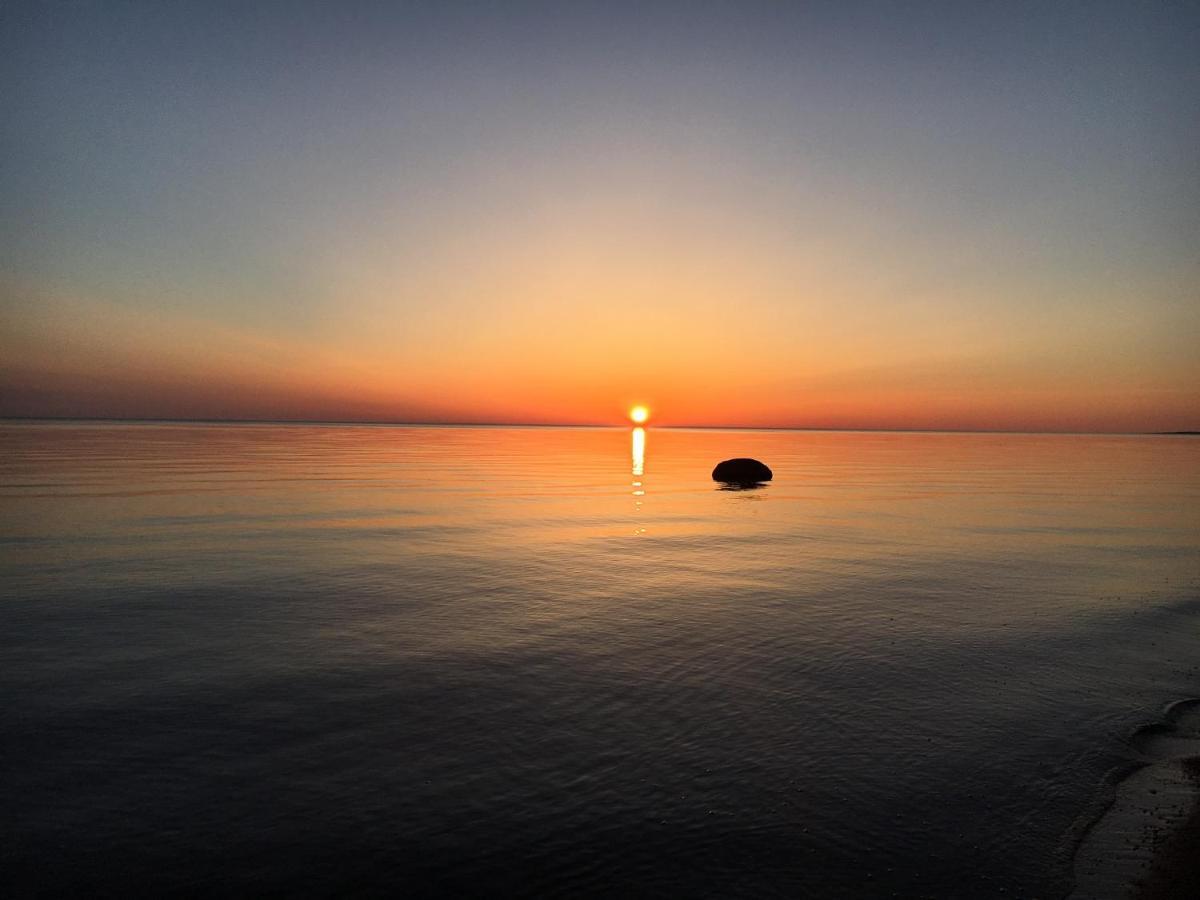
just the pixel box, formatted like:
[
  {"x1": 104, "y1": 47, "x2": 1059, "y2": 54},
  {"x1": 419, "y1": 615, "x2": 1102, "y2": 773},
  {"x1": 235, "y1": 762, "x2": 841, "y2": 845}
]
[{"x1": 2, "y1": 422, "x2": 1198, "y2": 897}]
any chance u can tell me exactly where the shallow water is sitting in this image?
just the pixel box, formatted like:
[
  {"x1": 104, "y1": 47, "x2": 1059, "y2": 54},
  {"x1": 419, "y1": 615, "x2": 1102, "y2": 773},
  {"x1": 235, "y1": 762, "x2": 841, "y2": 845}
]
[{"x1": 2, "y1": 422, "x2": 1198, "y2": 897}]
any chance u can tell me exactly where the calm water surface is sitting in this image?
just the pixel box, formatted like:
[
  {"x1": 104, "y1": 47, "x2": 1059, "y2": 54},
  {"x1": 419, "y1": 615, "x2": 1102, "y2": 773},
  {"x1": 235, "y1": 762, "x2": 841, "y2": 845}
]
[{"x1": 2, "y1": 423, "x2": 1198, "y2": 897}]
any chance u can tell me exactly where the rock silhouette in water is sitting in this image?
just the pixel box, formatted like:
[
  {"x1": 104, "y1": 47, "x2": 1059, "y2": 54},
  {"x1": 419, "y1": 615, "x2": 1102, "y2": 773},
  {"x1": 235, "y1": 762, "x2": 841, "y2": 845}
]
[{"x1": 712, "y1": 458, "x2": 773, "y2": 484}]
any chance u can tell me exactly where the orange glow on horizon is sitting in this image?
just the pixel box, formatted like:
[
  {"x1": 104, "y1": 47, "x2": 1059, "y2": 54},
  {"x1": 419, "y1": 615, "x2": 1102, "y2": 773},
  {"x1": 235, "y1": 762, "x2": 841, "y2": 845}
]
[{"x1": 2, "y1": 285, "x2": 1196, "y2": 434}]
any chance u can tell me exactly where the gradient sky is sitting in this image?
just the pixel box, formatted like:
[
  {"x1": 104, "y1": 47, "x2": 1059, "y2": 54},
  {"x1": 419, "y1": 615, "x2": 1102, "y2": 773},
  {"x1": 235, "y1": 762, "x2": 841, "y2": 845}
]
[{"x1": 2, "y1": 0, "x2": 1197, "y2": 430}]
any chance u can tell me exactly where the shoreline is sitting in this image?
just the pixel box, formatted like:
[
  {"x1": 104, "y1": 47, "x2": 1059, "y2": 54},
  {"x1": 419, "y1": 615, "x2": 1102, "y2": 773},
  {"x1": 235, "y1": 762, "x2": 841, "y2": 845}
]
[
  {"x1": 1070, "y1": 699, "x2": 1200, "y2": 899},
  {"x1": 1137, "y1": 756, "x2": 1200, "y2": 898}
]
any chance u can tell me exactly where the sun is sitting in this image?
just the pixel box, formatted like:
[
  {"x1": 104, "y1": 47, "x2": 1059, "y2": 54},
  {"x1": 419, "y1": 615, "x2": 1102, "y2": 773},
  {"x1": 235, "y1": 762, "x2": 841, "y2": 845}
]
[{"x1": 629, "y1": 405, "x2": 650, "y2": 424}]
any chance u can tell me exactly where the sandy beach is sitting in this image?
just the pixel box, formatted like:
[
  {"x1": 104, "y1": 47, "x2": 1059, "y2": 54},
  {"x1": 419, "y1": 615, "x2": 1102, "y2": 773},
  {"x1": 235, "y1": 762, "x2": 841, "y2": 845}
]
[
  {"x1": 1139, "y1": 756, "x2": 1200, "y2": 899},
  {"x1": 1072, "y1": 699, "x2": 1200, "y2": 899}
]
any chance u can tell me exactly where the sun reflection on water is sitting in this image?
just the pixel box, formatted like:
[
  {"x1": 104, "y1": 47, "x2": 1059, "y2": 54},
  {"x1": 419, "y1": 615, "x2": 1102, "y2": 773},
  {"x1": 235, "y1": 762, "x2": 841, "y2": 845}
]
[{"x1": 631, "y1": 426, "x2": 646, "y2": 531}]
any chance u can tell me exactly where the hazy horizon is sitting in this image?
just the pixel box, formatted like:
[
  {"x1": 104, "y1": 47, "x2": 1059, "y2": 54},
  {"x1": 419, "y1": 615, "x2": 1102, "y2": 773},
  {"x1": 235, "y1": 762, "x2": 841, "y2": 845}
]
[{"x1": 2, "y1": 413, "x2": 1196, "y2": 436}]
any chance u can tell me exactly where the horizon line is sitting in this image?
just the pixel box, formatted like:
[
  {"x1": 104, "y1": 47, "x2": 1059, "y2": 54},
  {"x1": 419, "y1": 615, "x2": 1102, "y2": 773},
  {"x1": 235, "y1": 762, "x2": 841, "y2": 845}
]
[{"x1": 2, "y1": 415, "x2": 1195, "y2": 437}]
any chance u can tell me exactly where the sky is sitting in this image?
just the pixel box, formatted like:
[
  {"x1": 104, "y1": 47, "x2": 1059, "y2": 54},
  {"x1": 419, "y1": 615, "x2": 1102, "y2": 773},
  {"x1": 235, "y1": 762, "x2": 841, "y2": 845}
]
[{"x1": 2, "y1": 0, "x2": 1197, "y2": 431}]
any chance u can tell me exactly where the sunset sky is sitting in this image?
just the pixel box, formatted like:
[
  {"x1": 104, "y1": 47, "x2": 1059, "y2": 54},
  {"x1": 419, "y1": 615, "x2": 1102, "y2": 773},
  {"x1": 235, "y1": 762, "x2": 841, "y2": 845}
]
[{"x1": 2, "y1": 1, "x2": 1197, "y2": 431}]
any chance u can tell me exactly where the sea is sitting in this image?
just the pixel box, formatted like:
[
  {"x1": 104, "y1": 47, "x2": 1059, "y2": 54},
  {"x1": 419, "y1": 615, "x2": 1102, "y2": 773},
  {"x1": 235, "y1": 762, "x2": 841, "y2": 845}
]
[{"x1": 2, "y1": 422, "x2": 1198, "y2": 897}]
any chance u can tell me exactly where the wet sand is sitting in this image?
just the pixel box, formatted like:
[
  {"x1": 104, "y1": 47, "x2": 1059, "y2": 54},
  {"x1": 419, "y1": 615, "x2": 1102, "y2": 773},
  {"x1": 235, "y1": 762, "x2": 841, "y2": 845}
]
[
  {"x1": 1137, "y1": 757, "x2": 1200, "y2": 899},
  {"x1": 1071, "y1": 700, "x2": 1200, "y2": 899}
]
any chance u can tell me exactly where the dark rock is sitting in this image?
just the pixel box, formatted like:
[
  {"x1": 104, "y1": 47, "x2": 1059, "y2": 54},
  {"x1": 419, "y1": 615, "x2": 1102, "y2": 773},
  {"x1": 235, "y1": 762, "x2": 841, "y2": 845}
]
[{"x1": 712, "y1": 458, "x2": 773, "y2": 484}]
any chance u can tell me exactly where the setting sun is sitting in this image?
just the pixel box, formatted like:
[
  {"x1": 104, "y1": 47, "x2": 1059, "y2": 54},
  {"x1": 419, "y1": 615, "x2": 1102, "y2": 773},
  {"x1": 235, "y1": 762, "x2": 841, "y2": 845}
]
[{"x1": 629, "y1": 406, "x2": 650, "y2": 424}]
